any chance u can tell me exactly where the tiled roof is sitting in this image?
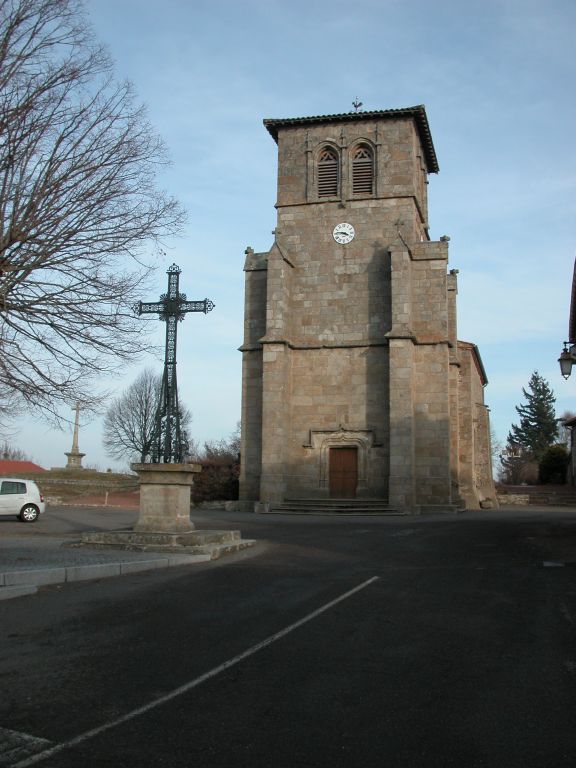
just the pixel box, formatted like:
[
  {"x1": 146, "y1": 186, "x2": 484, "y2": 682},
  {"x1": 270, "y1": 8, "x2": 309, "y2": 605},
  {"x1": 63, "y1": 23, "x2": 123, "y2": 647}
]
[
  {"x1": 0, "y1": 460, "x2": 45, "y2": 474},
  {"x1": 263, "y1": 105, "x2": 439, "y2": 173}
]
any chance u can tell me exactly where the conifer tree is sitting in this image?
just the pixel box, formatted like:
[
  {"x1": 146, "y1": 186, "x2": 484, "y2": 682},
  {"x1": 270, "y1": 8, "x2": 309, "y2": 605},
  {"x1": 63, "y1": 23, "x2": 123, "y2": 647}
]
[{"x1": 508, "y1": 371, "x2": 558, "y2": 461}]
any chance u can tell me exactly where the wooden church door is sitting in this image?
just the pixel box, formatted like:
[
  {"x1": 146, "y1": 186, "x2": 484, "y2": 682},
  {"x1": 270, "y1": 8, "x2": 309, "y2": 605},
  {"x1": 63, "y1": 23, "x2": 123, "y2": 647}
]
[{"x1": 329, "y1": 447, "x2": 358, "y2": 498}]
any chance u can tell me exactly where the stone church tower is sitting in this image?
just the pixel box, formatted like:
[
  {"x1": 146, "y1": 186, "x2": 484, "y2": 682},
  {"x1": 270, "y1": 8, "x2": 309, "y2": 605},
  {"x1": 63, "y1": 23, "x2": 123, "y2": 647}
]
[{"x1": 240, "y1": 106, "x2": 496, "y2": 513}]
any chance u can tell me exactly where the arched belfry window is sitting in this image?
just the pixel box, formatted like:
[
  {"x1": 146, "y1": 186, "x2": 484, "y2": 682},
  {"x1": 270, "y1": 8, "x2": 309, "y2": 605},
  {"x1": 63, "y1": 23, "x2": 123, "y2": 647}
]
[
  {"x1": 317, "y1": 146, "x2": 339, "y2": 198},
  {"x1": 352, "y1": 144, "x2": 374, "y2": 195}
]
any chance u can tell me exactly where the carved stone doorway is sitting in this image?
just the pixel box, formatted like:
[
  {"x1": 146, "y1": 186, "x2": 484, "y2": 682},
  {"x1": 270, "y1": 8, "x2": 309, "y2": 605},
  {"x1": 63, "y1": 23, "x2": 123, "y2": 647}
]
[{"x1": 329, "y1": 446, "x2": 358, "y2": 498}]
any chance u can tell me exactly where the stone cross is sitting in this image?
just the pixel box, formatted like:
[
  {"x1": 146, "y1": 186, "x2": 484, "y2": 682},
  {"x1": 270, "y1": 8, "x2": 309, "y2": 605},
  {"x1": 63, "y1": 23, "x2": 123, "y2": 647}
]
[
  {"x1": 134, "y1": 264, "x2": 214, "y2": 464},
  {"x1": 65, "y1": 401, "x2": 85, "y2": 469}
]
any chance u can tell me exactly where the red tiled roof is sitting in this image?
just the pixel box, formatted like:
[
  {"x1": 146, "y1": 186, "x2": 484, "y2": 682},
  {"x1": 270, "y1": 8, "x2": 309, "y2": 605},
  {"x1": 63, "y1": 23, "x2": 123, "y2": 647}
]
[{"x1": 0, "y1": 460, "x2": 45, "y2": 474}]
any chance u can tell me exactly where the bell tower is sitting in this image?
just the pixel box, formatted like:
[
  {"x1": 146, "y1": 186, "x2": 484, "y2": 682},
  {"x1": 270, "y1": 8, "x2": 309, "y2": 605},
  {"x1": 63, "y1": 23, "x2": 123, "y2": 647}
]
[{"x1": 240, "y1": 106, "x2": 496, "y2": 513}]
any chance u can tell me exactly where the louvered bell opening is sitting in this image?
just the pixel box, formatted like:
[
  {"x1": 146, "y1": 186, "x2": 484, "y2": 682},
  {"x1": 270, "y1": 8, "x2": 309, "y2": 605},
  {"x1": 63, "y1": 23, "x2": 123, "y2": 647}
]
[
  {"x1": 318, "y1": 149, "x2": 338, "y2": 197},
  {"x1": 352, "y1": 148, "x2": 373, "y2": 195}
]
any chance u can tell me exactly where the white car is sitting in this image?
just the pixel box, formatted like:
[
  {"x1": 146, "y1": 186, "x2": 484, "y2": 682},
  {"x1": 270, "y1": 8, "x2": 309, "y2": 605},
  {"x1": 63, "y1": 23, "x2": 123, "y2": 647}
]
[{"x1": 0, "y1": 478, "x2": 46, "y2": 522}]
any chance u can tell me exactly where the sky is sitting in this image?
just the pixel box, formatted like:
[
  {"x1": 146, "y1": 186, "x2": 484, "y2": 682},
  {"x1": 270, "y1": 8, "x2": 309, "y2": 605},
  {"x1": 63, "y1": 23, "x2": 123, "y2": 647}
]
[{"x1": 12, "y1": 0, "x2": 576, "y2": 471}]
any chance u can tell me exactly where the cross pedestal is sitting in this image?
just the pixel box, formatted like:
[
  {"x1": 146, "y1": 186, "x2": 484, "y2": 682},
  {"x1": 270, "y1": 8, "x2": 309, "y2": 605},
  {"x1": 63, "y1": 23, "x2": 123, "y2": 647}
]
[
  {"x1": 77, "y1": 461, "x2": 255, "y2": 556},
  {"x1": 65, "y1": 450, "x2": 85, "y2": 469},
  {"x1": 131, "y1": 463, "x2": 201, "y2": 533}
]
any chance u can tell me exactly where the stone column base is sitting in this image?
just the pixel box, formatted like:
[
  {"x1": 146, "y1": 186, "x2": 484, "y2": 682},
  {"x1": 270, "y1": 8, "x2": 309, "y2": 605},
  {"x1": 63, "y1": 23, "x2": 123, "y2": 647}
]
[
  {"x1": 65, "y1": 451, "x2": 85, "y2": 469},
  {"x1": 131, "y1": 463, "x2": 201, "y2": 533}
]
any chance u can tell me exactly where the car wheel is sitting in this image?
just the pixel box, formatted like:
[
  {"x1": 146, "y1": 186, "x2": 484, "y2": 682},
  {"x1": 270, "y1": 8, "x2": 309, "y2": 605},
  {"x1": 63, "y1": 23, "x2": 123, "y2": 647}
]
[{"x1": 19, "y1": 504, "x2": 39, "y2": 522}]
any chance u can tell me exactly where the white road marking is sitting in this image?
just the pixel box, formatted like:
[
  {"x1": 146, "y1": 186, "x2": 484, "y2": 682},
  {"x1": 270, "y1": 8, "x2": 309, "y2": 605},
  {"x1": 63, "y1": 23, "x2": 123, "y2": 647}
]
[
  {"x1": 12, "y1": 576, "x2": 379, "y2": 767},
  {"x1": 0, "y1": 727, "x2": 51, "y2": 765}
]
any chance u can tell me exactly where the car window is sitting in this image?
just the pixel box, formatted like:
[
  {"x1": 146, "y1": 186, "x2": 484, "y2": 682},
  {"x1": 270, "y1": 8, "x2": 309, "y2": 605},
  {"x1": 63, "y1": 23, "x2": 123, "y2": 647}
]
[{"x1": 1, "y1": 481, "x2": 26, "y2": 494}]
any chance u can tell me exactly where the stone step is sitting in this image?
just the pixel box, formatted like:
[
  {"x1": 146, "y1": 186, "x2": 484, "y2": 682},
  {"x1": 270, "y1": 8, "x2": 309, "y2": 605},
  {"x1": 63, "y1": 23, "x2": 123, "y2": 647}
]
[
  {"x1": 80, "y1": 529, "x2": 242, "y2": 547},
  {"x1": 283, "y1": 498, "x2": 391, "y2": 505},
  {"x1": 185, "y1": 540, "x2": 257, "y2": 559},
  {"x1": 74, "y1": 529, "x2": 256, "y2": 558},
  {"x1": 85, "y1": 539, "x2": 258, "y2": 559},
  {"x1": 265, "y1": 499, "x2": 404, "y2": 516}
]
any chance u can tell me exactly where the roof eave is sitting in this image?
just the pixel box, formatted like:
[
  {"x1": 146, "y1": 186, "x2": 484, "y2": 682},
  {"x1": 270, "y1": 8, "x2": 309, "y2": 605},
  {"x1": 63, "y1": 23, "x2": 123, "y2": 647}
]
[
  {"x1": 263, "y1": 105, "x2": 439, "y2": 174},
  {"x1": 458, "y1": 340, "x2": 489, "y2": 386}
]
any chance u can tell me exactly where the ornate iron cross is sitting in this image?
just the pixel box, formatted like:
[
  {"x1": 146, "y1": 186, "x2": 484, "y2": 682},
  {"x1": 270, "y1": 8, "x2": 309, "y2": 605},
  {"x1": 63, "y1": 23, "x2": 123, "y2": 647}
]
[{"x1": 134, "y1": 263, "x2": 215, "y2": 463}]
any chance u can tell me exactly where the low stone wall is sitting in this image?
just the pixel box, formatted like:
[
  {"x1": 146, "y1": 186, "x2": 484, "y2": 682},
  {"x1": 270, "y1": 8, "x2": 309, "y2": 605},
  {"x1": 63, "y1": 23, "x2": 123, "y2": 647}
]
[
  {"x1": 497, "y1": 484, "x2": 576, "y2": 506},
  {"x1": 3, "y1": 469, "x2": 139, "y2": 504},
  {"x1": 498, "y1": 493, "x2": 530, "y2": 506},
  {"x1": 192, "y1": 500, "x2": 252, "y2": 513}
]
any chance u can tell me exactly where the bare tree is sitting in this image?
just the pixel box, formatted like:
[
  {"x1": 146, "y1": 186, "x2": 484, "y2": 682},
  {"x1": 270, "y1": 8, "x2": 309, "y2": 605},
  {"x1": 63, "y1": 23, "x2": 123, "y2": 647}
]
[
  {"x1": 0, "y1": 0, "x2": 185, "y2": 420},
  {"x1": 0, "y1": 386, "x2": 19, "y2": 428},
  {"x1": 490, "y1": 426, "x2": 503, "y2": 463},
  {"x1": 200, "y1": 422, "x2": 241, "y2": 462},
  {"x1": 0, "y1": 440, "x2": 30, "y2": 460},
  {"x1": 103, "y1": 368, "x2": 192, "y2": 464},
  {"x1": 498, "y1": 439, "x2": 538, "y2": 485},
  {"x1": 191, "y1": 423, "x2": 240, "y2": 502}
]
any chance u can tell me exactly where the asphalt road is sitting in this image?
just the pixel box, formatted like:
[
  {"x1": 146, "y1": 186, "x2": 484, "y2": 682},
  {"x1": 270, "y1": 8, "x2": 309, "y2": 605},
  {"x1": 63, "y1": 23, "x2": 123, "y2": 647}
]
[
  {"x1": 2, "y1": 506, "x2": 576, "y2": 767},
  {"x1": 0, "y1": 505, "x2": 139, "y2": 537}
]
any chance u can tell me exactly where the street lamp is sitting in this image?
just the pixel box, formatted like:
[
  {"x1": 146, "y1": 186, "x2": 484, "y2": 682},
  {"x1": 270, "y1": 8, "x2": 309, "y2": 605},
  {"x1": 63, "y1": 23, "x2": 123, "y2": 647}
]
[{"x1": 558, "y1": 342, "x2": 576, "y2": 379}]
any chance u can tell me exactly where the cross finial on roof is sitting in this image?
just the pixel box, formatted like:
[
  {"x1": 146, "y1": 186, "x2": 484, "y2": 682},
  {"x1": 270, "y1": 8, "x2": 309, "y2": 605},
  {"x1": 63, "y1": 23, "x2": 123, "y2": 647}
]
[{"x1": 352, "y1": 98, "x2": 363, "y2": 113}]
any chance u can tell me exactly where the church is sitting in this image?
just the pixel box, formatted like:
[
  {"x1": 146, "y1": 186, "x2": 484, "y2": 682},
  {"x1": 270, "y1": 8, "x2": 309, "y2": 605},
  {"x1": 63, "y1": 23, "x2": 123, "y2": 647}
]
[{"x1": 239, "y1": 106, "x2": 496, "y2": 513}]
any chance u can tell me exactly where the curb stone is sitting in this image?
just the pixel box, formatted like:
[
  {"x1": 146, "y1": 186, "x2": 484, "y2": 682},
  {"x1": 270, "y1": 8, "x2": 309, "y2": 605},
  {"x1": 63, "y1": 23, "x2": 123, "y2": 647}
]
[{"x1": 0, "y1": 554, "x2": 211, "y2": 601}]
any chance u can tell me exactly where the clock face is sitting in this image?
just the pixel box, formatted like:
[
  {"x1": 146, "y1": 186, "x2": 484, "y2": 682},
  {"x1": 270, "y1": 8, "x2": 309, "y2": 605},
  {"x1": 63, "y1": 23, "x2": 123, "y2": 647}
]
[{"x1": 333, "y1": 222, "x2": 355, "y2": 244}]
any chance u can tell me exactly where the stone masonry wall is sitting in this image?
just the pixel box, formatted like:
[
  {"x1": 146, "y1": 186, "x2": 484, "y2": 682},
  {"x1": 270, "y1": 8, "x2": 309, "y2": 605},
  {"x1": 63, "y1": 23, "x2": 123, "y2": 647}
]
[
  {"x1": 457, "y1": 348, "x2": 475, "y2": 504},
  {"x1": 447, "y1": 271, "x2": 461, "y2": 497},
  {"x1": 387, "y1": 239, "x2": 454, "y2": 509},
  {"x1": 275, "y1": 118, "x2": 427, "y2": 231},
  {"x1": 250, "y1": 115, "x2": 434, "y2": 504},
  {"x1": 240, "y1": 110, "x2": 496, "y2": 511},
  {"x1": 277, "y1": 204, "x2": 395, "y2": 345},
  {"x1": 258, "y1": 246, "x2": 294, "y2": 502},
  {"x1": 239, "y1": 250, "x2": 267, "y2": 500},
  {"x1": 457, "y1": 342, "x2": 498, "y2": 508},
  {"x1": 287, "y1": 346, "x2": 389, "y2": 498},
  {"x1": 413, "y1": 343, "x2": 452, "y2": 505}
]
